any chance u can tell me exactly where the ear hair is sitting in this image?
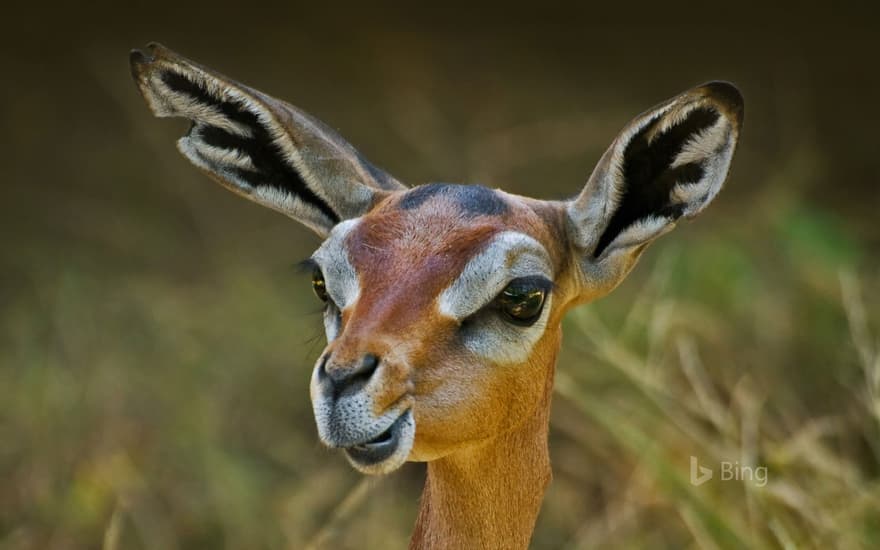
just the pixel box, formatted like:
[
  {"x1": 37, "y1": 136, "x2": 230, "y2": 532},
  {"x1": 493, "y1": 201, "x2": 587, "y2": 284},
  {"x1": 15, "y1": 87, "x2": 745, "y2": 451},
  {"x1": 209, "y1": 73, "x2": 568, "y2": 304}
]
[
  {"x1": 567, "y1": 81, "x2": 743, "y2": 292},
  {"x1": 130, "y1": 43, "x2": 405, "y2": 237}
]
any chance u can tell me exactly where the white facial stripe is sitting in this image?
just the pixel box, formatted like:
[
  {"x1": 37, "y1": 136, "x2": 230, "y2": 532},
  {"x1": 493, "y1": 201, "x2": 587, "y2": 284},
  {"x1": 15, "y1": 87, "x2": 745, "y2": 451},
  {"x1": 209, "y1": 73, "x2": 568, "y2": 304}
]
[
  {"x1": 323, "y1": 304, "x2": 342, "y2": 341},
  {"x1": 438, "y1": 231, "x2": 553, "y2": 321},
  {"x1": 460, "y1": 294, "x2": 554, "y2": 364},
  {"x1": 312, "y1": 218, "x2": 361, "y2": 311}
]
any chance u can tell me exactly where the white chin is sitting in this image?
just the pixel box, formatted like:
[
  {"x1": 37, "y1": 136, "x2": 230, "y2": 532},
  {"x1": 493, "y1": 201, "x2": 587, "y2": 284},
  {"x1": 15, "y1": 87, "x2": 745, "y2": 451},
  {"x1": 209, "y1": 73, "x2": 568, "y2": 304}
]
[{"x1": 343, "y1": 410, "x2": 415, "y2": 475}]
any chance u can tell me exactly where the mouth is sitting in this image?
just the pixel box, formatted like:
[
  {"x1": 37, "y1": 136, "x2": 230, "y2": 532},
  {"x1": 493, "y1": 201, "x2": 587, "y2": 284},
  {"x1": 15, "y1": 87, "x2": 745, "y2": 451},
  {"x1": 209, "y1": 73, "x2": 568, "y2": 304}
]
[{"x1": 343, "y1": 409, "x2": 414, "y2": 474}]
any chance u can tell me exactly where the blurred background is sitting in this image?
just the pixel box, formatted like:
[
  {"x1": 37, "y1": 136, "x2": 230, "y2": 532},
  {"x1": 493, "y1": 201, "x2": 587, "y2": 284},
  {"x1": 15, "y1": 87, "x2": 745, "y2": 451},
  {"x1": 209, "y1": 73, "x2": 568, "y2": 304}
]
[{"x1": 2, "y1": 4, "x2": 879, "y2": 549}]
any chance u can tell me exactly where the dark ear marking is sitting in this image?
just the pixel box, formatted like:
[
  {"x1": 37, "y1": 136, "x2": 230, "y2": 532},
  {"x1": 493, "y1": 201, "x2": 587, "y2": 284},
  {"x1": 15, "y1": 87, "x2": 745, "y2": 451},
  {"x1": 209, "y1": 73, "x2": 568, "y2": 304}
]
[
  {"x1": 592, "y1": 107, "x2": 721, "y2": 257},
  {"x1": 567, "y1": 81, "x2": 743, "y2": 293},
  {"x1": 130, "y1": 43, "x2": 405, "y2": 236},
  {"x1": 160, "y1": 71, "x2": 256, "y2": 129},
  {"x1": 178, "y1": 88, "x2": 340, "y2": 225}
]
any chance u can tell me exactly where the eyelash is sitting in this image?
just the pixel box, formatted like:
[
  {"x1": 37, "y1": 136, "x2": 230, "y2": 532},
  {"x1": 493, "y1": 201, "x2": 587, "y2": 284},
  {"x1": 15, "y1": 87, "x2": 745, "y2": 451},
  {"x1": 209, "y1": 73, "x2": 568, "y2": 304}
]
[
  {"x1": 312, "y1": 267, "x2": 550, "y2": 328},
  {"x1": 461, "y1": 276, "x2": 552, "y2": 328}
]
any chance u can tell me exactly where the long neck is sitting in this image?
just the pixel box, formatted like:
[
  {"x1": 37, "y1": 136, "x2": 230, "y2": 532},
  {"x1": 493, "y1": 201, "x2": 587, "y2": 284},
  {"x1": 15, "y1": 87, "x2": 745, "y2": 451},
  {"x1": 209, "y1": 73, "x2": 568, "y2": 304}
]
[{"x1": 408, "y1": 370, "x2": 555, "y2": 549}]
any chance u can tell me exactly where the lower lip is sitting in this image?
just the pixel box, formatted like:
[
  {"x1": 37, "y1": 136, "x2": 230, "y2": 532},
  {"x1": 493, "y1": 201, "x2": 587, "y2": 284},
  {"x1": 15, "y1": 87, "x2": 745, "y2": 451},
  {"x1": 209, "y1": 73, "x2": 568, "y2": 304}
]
[{"x1": 344, "y1": 411, "x2": 410, "y2": 466}]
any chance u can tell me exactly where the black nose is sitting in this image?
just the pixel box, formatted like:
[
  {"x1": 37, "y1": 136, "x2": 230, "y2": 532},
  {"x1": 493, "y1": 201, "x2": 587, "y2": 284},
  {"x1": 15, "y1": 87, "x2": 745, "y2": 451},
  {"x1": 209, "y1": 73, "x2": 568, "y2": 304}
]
[{"x1": 319, "y1": 353, "x2": 380, "y2": 395}]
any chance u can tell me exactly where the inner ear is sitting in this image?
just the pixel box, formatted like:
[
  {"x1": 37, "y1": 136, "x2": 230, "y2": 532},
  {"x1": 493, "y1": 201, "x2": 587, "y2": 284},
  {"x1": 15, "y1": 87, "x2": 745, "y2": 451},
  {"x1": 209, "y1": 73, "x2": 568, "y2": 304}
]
[
  {"x1": 131, "y1": 43, "x2": 408, "y2": 238},
  {"x1": 159, "y1": 70, "x2": 341, "y2": 225},
  {"x1": 592, "y1": 107, "x2": 720, "y2": 258}
]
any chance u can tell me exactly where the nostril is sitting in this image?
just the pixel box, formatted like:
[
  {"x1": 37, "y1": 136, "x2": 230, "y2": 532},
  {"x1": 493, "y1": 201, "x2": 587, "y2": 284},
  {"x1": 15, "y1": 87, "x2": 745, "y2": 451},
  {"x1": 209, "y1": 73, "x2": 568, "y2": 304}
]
[
  {"x1": 317, "y1": 353, "x2": 330, "y2": 380},
  {"x1": 361, "y1": 353, "x2": 379, "y2": 376},
  {"x1": 324, "y1": 352, "x2": 381, "y2": 394},
  {"x1": 345, "y1": 353, "x2": 380, "y2": 389}
]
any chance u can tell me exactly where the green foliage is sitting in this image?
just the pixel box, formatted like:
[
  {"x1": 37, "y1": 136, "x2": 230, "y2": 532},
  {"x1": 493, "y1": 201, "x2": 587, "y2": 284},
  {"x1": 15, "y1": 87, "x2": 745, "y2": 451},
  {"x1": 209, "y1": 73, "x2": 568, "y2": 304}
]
[{"x1": 3, "y1": 26, "x2": 879, "y2": 549}]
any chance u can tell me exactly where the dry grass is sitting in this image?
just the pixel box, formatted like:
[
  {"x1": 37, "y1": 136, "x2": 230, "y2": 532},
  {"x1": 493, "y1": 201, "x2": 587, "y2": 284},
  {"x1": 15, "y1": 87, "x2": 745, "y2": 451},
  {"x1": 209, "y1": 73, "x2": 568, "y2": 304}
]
[
  {"x1": 2, "y1": 20, "x2": 879, "y2": 548},
  {"x1": 2, "y1": 179, "x2": 877, "y2": 549}
]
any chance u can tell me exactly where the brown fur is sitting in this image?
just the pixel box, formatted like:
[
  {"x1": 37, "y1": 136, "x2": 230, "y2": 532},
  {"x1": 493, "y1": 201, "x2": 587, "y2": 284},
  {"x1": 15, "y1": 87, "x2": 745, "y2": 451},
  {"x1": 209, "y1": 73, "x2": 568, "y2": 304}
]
[
  {"x1": 325, "y1": 192, "x2": 580, "y2": 548},
  {"x1": 129, "y1": 46, "x2": 742, "y2": 547}
]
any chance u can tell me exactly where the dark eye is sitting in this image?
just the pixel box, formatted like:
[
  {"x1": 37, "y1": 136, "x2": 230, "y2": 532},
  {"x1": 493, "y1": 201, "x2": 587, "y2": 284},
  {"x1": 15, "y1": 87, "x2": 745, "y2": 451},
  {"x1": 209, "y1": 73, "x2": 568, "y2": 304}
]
[
  {"x1": 312, "y1": 269, "x2": 329, "y2": 302},
  {"x1": 496, "y1": 277, "x2": 549, "y2": 326}
]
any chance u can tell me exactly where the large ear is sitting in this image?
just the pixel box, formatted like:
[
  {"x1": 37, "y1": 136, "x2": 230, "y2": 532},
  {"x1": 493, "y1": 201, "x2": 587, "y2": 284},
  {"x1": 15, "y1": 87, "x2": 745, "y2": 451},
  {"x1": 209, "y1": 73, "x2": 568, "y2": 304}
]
[
  {"x1": 129, "y1": 43, "x2": 406, "y2": 237},
  {"x1": 566, "y1": 81, "x2": 743, "y2": 295}
]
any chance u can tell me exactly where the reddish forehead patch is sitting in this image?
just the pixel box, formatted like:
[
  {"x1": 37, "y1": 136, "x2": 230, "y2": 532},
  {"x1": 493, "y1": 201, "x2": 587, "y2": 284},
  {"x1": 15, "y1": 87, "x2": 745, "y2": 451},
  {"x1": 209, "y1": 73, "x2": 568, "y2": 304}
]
[
  {"x1": 341, "y1": 193, "x2": 506, "y2": 334},
  {"x1": 335, "y1": 183, "x2": 564, "y2": 343}
]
